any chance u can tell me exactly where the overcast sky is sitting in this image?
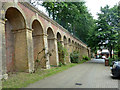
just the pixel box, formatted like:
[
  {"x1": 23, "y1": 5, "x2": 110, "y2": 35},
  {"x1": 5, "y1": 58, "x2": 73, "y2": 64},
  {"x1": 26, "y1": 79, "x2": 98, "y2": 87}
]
[
  {"x1": 85, "y1": 0, "x2": 119, "y2": 19},
  {"x1": 39, "y1": 0, "x2": 119, "y2": 20}
]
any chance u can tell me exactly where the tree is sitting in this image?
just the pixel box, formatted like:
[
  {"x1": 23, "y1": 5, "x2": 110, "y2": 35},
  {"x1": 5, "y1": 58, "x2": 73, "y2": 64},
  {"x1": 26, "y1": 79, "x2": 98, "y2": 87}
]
[
  {"x1": 30, "y1": 1, "x2": 95, "y2": 43},
  {"x1": 95, "y1": 5, "x2": 119, "y2": 58},
  {"x1": 87, "y1": 21, "x2": 99, "y2": 53},
  {"x1": 118, "y1": 2, "x2": 120, "y2": 58}
]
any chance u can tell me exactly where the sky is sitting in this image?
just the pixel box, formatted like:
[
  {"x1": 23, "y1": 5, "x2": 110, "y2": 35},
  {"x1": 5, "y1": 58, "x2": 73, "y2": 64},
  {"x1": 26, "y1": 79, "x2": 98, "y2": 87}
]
[
  {"x1": 39, "y1": 0, "x2": 120, "y2": 19},
  {"x1": 85, "y1": 0, "x2": 119, "y2": 19}
]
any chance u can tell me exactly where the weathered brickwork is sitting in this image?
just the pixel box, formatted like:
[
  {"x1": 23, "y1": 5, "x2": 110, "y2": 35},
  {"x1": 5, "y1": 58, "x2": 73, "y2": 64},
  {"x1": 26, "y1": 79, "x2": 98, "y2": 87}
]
[{"x1": 0, "y1": 2, "x2": 91, "y2": 79}]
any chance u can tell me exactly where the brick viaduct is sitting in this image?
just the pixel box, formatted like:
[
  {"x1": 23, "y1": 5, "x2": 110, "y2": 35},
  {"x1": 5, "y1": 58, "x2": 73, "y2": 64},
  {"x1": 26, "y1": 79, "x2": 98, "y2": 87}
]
[{"x1": 0, "y1": 2, "x2": 91, "y2": 78}]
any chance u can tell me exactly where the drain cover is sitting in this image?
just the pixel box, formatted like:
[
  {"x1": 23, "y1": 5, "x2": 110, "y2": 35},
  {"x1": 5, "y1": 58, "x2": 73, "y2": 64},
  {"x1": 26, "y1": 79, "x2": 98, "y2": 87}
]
[{"x1": 75, "y1": 83, "x2": 82, "y2": 85}]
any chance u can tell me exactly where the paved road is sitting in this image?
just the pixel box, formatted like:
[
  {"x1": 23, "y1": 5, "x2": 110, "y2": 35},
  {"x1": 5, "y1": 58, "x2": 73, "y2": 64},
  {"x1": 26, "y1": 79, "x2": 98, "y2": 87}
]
[{"x1": 26, "y1": 59, "x2": 118, "y2": 88}]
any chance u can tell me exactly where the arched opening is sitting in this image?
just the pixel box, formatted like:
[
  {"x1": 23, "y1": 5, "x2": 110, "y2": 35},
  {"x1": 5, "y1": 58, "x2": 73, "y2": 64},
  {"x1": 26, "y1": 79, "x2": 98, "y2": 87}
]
[
  {"x1": 67, "y1": 38, "x2": 71, "y2": 63},
  {"x1": 72, "y1": 40, "x2": 74, "y2": 52},
  {"x1": 57, "y1": 32, "x2": 62, "y2": 63},
  {"x1": 63, "y1": 36, "x2": 70, "y2": 63},
  {"x1": 72, "y1": 40, "x2": 74, "y2": 44},
  {"x1": 32, "y1": 20, "x2": 45, "y2": 68},
  {"x1": 68, "y1": 38, "x2": 71, "y2": 52},
  {"x1": 5, "y1": 7, "x2": 26, "y2": 72},
  {"x1": 47, "y1": 27, "x2": 56, "y2": 65},
  {"x1": 68, "y1": 38, "x2": 71, "y2": 44},
  {"x1": 78, "y1": 44, "x2": 80, "y2": 51},
  {"x1": 63, "y1": 36, "x2": 67, "y2": 48},
  {"x1": 79, "y1": 44, "x2": 82, "y2": 60},
  {"x1": 57, "y1": 32, "x2": 61, "y2": 42},
  {"x1": 75, "y1": 42, "x2": 77, "y2": 51},
  {"x1": 81, "y1": 46, "x2": 84, "y2": 57},
  {"x1": 77, "y1": 43, "x2": 79, "y2": 51}
]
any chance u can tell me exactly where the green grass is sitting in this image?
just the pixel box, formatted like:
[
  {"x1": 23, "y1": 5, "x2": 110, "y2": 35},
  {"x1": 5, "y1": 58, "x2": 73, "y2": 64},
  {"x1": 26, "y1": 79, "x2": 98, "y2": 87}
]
[{"x1": 2, "y1": 60, "x2": 87, "y2": 89}]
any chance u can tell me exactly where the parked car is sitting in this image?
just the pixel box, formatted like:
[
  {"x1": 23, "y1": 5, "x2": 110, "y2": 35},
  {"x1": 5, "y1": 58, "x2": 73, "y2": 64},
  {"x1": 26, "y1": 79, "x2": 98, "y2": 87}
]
[{"x1": 110, "y1": 60, "x2": 120, "y2": 78}]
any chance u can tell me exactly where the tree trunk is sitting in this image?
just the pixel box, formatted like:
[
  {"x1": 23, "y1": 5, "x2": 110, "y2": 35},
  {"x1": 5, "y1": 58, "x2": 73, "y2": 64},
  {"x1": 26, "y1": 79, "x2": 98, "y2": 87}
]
[{"x1": 109, "y1": 46, "x2": 112, "y2": 58}]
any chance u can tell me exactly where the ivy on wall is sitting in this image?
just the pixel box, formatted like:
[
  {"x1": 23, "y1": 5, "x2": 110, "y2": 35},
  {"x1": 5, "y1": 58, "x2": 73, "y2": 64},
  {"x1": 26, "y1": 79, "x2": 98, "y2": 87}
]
[{"x1": 57, "y1": 42, "x2": 68, "y2": 66}]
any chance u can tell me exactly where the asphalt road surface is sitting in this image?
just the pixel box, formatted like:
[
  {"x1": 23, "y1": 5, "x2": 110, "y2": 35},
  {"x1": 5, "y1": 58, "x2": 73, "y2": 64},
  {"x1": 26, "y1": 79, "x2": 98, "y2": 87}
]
[{"x1": 26, "y1": 59, "x2": 118, "y2": 88}]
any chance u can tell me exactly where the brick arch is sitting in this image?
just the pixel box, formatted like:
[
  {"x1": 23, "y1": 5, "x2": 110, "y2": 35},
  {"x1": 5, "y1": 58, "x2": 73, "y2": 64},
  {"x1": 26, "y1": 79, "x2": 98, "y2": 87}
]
[
  {"x1": 5, "y1": 7, "x2": 27, "y2": 72},
  {"x1": 75, "y1": 42, "x2": 77, "y2": 48},
  {"x1": 46, "y1": 26, "x2": 55, "y2": 38},
  {"x1": 77, "y1": 43, "x2": 79, "y2": 51},
  {"x1": 56, "y1": 32, "x2": 62, "y2": 63},
  {"x1": 78, "y1": 43, "x2": 80, "y2": 48},
  {"x1": 57, "y1": 32, "x2": 62, "y2": 41},
  {"x1": 3, "y1": 3, "x2": 28, "y2": 28},
  {"x1": 32, "y1": 19, "x2": 43, "y2": 35},
  {"x1": 68, "y1": 38, "x2": 71, "y2": 43},
  {"x1": 32, "y1": 19, "x2": 45, "y2": 68},
  {"x1": 30, "y1": 16, "x2": 45, "y2": 33},
  {"x1": 71, "y1": 40, "x2": 74, "y2": 52},
  {"x1": 75, "y1": 42, "x2": 77, "y2": 46},
  {"x1": 47, "y1": 27, "x2": 58, "y2": 66},
  {"x1": 77, "y1": 43, "x2": 79, "y2": 47},
  {"x1": 63, "y1": 35, "x2": 67, "y2": 44},
  {"x1": 68, "y1": 38, "x2": 72, "y2": 60},
  {"x1": 5, "y1": 7, "x2": 26, "y2": 30},
  {"x1": 47, "y1": 27, "x2": 55, "y2": 38},
  {"x1": 72, "y1": 40, "x2": 74, "y2": 44},
  {"x1": 80, "y1": 44, "x2": 82, "y2": 50}
]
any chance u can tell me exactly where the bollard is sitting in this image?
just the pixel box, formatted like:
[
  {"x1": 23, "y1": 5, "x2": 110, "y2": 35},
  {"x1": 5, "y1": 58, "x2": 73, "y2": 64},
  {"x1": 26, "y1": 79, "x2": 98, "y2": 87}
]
[{"x1": 105, "y1": 58, "x2": 109, "y2": 66}]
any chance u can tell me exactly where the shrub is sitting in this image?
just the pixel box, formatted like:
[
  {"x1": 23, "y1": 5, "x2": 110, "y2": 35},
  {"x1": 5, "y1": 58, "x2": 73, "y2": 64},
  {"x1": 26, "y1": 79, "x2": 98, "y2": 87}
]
[
  {"x1": 82, "y1": 56, "x2": 90, "y2": 60},
  {"x1": 70, "y1": 51, "x2": 80, "y2": 63},
  {"x1": 57, "y1": 42, "x2": 68, "y2": 65},
  {"x1": 109, "y1": 58, "x2": 120, "y2": 66},
  {"x1": 114, "y1": 54, "x2": 118, "y2": 59},
  {"x1": 109, "y1": 58, "x2": 115, "y2": 66}
]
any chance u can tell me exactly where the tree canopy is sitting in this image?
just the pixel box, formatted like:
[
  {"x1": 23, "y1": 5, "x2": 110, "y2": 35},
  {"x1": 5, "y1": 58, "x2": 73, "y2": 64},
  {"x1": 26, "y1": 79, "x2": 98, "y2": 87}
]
[
  {"x1": 87, "y1": 5, "x2": 119, "y2": 58},
  {"x1": 42, "y1": 2, "x2": 95, "y2": 43}
]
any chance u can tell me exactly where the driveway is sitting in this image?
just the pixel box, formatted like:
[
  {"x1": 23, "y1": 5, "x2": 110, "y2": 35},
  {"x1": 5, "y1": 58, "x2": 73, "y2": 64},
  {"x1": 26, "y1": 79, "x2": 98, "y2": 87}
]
[{"x1": 26, "y1": 59, "x2": 118, "y2": 88}]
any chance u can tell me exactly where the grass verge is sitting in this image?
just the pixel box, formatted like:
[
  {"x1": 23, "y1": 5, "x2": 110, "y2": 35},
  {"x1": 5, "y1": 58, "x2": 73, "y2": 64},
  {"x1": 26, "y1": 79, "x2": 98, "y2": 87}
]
[{"x1": 2, "y1": 60, "x2": 87, "y2": 89}]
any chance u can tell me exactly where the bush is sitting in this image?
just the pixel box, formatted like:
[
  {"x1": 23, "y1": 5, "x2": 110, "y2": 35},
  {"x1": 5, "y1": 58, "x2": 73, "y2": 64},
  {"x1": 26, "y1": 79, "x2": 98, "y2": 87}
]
[
  {"x1": 109, "y1": 58, "x2": 115, "y2": 66},
  {"x1": 58, "y1": 62, "x2": 66, "y2": 67},
  {"x1": 57, "y1": 42, "x2": 68, "y2": 65},
  {"x1": 109, "y1": 58, "x2": 120, "y2": 66},
  {"x1": 70, "y1": 51, "x2": 80, "y2": 63},
  {"x1": 82, "y1": 56, "x2": 90, "y2": 60},
  {"x1": 114, "y1": 54, "x2": 118, "y2": 59}
]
